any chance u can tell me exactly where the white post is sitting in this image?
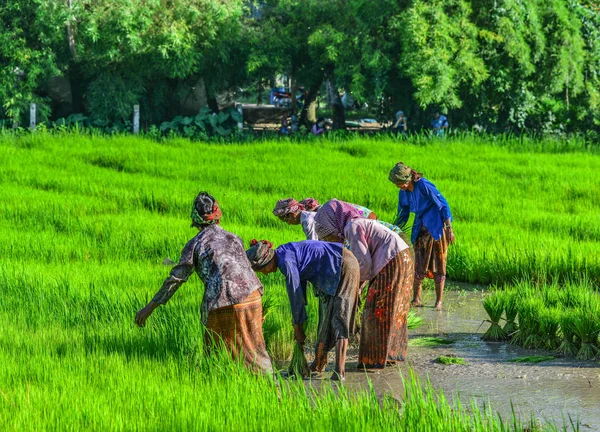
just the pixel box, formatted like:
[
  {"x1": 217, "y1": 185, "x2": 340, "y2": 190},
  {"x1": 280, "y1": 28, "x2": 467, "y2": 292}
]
[
  {"x1": 30, "y1": 103, "x2": 36, "y2": 131},
  {"x1": 237, "y1": 104, "x2": 243, "y2": 130},
  {"x1": 133, "y1": 104, "x2": 140, "y2": 134}
]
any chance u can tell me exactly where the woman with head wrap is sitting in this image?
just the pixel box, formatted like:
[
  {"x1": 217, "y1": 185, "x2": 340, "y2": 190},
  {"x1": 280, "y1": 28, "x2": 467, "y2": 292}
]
[
  {"x1": 246, "y1": 239, "x2": 360, "y2": 381},
  {"x1": 273, "y1": 197, "x2": 378, "y2": 241},
  {"x1": 388, "y1": 162, "x2": 454, "y2": 311},
  {"x1": 135, "y1": 192, "x2": 273, "y2": 375},
  {"x1": 314, "y1": 199, "x2": 414, "y2": 369}
]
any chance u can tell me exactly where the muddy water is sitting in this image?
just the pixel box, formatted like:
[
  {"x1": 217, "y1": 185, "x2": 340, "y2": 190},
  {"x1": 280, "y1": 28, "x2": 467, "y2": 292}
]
[{"x1": 303, "y1": 289, "x2": 600, "y2": 431}]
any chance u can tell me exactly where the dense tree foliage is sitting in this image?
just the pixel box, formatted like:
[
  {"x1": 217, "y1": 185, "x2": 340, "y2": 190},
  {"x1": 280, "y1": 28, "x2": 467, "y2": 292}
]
[{"x1": 1, "y1": 0, "x2": 599, "y2": 134}]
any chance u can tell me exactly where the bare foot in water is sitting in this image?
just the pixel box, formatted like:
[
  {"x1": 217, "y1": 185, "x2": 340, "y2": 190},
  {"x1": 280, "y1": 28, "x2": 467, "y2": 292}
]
[
  {"x1": 330, "y1": 371, "x2": 345, "y2": 381},
  {"x1": 434, "y1": 301, "x2": 443, "y2": 311},
  {"x1": 411, "y1": 298, "x2": 423, "y2": 307}
]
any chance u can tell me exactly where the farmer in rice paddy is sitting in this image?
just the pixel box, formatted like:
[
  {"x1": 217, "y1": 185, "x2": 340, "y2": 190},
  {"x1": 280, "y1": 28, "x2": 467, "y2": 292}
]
[
  {"x1": 389, "y1": 162, "x2": 455, "y2": 311},
  {"x1": 246, "y1": 239, "x2": 360, "y2": 381},
  {"x1": 134, "y1": 192, "x2": 273, "y2": 375},
  {"x1": 314, "y1": 199, "x2": 414, "y2": 369},
  {"x1": 273, "y1": 197, "x2": 377, "y2": 241}
]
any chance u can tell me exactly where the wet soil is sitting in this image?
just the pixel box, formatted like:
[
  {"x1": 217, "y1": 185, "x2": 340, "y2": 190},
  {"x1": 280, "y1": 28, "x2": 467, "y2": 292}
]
[{"x1": 297, "y1": 289, "x2": 600, "y2": 431}]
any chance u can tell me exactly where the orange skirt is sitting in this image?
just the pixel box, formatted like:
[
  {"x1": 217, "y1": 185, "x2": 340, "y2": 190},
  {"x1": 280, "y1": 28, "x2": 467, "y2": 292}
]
[
  {"x1": 358, "y1": 249, "x2": 414, "y2": 368},
  {"x1": 205, "y1": 290, "x2": 273, "y2": 375}
]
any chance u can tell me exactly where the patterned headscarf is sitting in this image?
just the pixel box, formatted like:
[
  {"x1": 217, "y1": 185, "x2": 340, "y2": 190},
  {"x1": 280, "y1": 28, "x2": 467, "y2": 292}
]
[
  {"x1": 299, "y1": 198, "x2": 320, "y2": 212},
  {"x1": 388, "y1": 161, "x2": 423, "y2": 185},
  {"x1": 313, "y1": 199, "x2": 362, "y2": 240},
  {"x1": 246, "y1": 239, "x2": 275, "y2": 270},
  {"x1": 273, "y1": 198, "x2": 305, "y2": 217},
  {"x1": 191, "y1": 192, "x2": 222, "y2": 227}
]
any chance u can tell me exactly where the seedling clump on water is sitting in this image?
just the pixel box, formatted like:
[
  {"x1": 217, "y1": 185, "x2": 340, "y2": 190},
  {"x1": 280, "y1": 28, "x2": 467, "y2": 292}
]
[{"x1": 482, "y1": 294, "x2": 508, "y2": 341}]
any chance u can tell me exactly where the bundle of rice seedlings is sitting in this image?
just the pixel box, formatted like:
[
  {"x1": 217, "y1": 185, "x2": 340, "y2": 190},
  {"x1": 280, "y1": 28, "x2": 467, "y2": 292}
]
[
  {"x1": 288, "y1": 341, "x2": 309, "y2": 378},
  {"x1": 482, "y1": 294, "x2": 508, "y2": 341},
  {"x1": 407, "y1": 310, "x2": 423, "y2": 329},
  {"x1": 510, "y1": 299, "x2": 536, "y2": 348},
  {"x1": 573, "y1": 307, "x2": 600, "y2": 361},
  {"x1": 507, "y1": 355, "x2": 556, "y2": 364},
  {"x1": 436, "y1": 354, "x2": 467, "y2": 365},
  {"x1": 408, "y1": 337, "x2": 455, "y2": 347},
  {"x1": 557, "y1": 310, "x2": 579, "y2": 357},
  {"x1": 502, "y1": 291, "x2": 519, "y2": 337},
  {"x1": 523, "y1": 298, "x2": 546, "y2": 349},
  {"x1": 539, "y1": 308, "x2": 561, "y2": 351}
]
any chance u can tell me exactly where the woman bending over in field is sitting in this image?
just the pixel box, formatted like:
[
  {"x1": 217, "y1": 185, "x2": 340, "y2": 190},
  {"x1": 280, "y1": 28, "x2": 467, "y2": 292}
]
[
  {"x1": 135, "y1": 192, "x2": 273, "y2": 375},
  {"x1": 272, "y1": 197, "x2": 378, "y2": 241},
  {"x1": 246, "y1": 239, "x2": 360, "y2": 381},
  {"x1": 389, "y1": 162, "x2": 455, "y2": 311},
  {"x1": 314, "y1": 199, "x2": 414, "y2": 369}
]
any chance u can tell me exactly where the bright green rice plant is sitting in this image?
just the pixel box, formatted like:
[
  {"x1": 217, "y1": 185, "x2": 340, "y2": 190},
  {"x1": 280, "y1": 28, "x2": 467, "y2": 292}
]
[
  {"x1": 510, "y1": 298, "x2": 536, "y2": 347},
  {"x1": 407, "y1": 310, "x2": 423, "y2": 329},
  {"x1": 573, "y1": 306, "x2": 600, "y2": 361},
  {"x1": 507, "y1": 355, "x2": 556, "y2": 364},
  {"x1": 502, "y1": 291, "x2": 519, "y2": 338},
  {"x1": 522, "y1": 300, "x2": 545, "y2": 350},
  {"x1": 539, "y1": 307, "x2": 561, "y2": 351},
  {"x1": 288, "y1": 341, "x2": 310, "y2": 379},
  {"x1": 408, "y1": 337, "x2": 456, "y2": 347},
  {"x1": 482, "y1": 294, "x2": 508, "y2": 341},
  {"x1": 557, "y1": 310, "x2": 580, "y2": 357},
  {"x1": 436, "y1": 355, "x2": 468, "y2": 365}
]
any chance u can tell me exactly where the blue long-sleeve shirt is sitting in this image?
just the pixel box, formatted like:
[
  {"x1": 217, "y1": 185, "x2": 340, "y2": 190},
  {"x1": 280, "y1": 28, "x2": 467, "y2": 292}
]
[
  {"x1": 395, "y1": 178, "x2": 452, "y2": 244},
  {"x1": 274, "y1": 241, "x2": 343, "y2": 325}
]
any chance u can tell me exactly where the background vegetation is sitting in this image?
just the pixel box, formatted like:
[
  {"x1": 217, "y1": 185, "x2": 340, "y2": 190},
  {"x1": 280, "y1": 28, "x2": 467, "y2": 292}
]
[{"x1": 2, "y1": 1, "x2": 600, "y2": 134}]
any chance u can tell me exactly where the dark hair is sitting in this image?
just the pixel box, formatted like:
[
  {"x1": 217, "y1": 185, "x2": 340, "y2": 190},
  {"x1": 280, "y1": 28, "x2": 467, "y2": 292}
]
[
  {"x1": 191, "y1": 191, "x2": 216, "y2": 228},
  {"x1": 316, "y1": 117, "x2": 325, "y2": 123}
]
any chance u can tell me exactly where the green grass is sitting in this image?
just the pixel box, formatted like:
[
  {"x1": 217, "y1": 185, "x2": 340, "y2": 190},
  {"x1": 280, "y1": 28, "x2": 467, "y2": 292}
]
[
  {"x1": 409, "y1": 337, "x2": 456, "y2": 347},
  {"x1": 507, "y1": 356, "x2": 557, "y2": 364},
  {"x1": 1, "y1": 132, "x2": 596, "y2": 430},
  {"x1": 436, "y1": 355, "x2": 468, "y2": 365}
]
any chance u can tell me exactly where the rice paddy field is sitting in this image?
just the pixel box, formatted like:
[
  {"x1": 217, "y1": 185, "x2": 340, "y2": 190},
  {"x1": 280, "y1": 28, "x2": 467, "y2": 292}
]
[{"x1": 1, "y1": 131, "x2": 599, "y2": 430}]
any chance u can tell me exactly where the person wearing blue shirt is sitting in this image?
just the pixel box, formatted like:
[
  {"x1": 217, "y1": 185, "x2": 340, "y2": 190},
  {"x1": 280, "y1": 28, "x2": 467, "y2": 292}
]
[
  {"x1": 246, "y1": 239, "x2": 360, "y2": 381},
  {"x1": 389, "y1": 162, "x2": 455, "y2": 311},
  {"x1": 431, "y1": 109, "x2": 449, "y2": 137}
]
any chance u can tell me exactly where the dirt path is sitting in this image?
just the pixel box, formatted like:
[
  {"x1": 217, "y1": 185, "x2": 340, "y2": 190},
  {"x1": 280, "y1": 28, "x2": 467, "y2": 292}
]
[{"x1": 301, "y1": 290, "x2": 600, "y2": 431}]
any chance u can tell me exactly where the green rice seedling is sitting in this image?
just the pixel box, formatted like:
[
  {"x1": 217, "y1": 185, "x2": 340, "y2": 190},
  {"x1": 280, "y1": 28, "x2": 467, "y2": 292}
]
[
  {"x1": 288, "y1": 341, "x2": 309, "y2": 379},
  {"x1": 502, "y1": 291, "x2": 519, "y2": 337},
  {"x1": 408, "y1": 337, "x2": 456, "y2": 347},
  {"x1": 573, "y1": 306, "x2": 600, "y2": 361},
  {"x1": 557, "y1": 310, "x2": 580, "y2": 357},
  {"x1": 507, "y1": 355, "x2": 556, "y2": 364},
  {"x1": 512, "y1": 298, "x2": 544, "y2": 349},
  {"x1": 407, "y1": 310, "x2": 423, "y2": 329},
  {"x1": 539, "y1": 308, "x2": 561, "y2": 351},
  {"x1": 436, "y1": 355, "x2": 468, "y2": 365},
  {"x1": 482, "y1": 294, "x2": 508, "y2": 341}
]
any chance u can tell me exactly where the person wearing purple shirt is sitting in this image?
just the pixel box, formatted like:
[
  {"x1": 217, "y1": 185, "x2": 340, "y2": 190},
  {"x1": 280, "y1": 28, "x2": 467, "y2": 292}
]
[
  {"x1": 389, "y1": 162, "x2": 455, "y2": 311},
  {"x1": 246, "y1": 240, "x2": 360, "y2": 381}
]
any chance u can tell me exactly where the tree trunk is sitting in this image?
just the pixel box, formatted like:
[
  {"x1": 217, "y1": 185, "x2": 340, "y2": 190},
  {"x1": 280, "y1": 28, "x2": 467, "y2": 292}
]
[
  {"x1": 300, "y1": 78, "x2": 322, "y2": 127},
  {"x1": 290, "y1": 73, "x2": 297, "y2": 114},
  {"x1": 327, "y1": 79, "x2": 346, "y2": 130}
]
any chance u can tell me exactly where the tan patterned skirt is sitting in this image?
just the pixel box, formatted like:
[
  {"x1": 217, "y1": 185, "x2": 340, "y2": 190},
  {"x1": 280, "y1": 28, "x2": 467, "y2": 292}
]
[
  {"x1": 205, "y1": 290, "x2": 273, "y2": 375},
  {"x1": 358, "y1": 249, "x2": 414, "y2": 368},
  {"x1": 414, "y1": 225, "x2": 448, "y2": 280}
]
